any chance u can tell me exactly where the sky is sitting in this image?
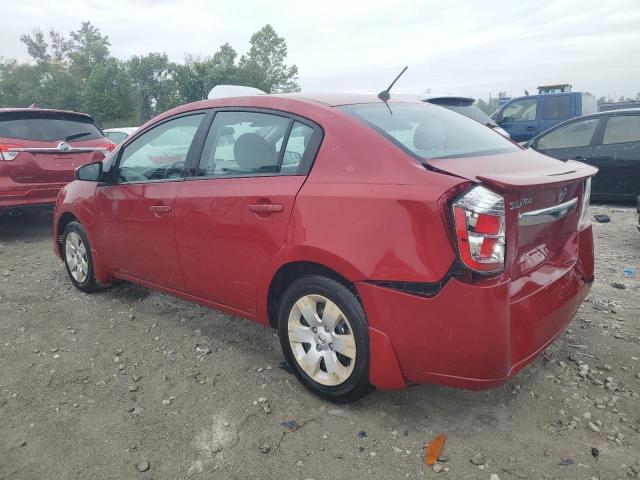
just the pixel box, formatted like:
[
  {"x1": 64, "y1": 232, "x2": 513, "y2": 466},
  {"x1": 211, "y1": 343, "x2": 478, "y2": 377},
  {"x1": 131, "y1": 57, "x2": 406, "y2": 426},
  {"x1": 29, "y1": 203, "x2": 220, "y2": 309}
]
[{"x1": 1, "y1": 0, "x2": 640, "y2": 100}]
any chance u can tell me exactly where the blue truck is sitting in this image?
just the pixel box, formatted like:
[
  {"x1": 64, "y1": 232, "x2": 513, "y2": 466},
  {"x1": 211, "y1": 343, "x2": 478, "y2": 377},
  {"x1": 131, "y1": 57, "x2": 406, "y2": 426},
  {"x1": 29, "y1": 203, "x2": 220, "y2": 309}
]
[{"x1": 491, "y1": 91, "x2": 597, "y2": 142}]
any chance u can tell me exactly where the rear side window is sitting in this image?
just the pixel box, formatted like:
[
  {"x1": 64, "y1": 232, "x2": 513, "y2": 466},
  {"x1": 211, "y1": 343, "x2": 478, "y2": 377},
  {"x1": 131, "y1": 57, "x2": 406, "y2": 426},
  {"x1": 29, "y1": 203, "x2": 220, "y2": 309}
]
[
  {"x1": 341, "y1": 103, "x2": 519, "y2": 160},
  {"x1": 536, "y1": 118, "x2": 599, "y2": 150},
  {"x1": 542, "y1": 95, "x2": 571, "y2": 120},
  {"x1": 197, "y1": 111, "x2": 291, "y2": 177},
  {"x1": 0, "y1": 111, "x2": 103, "y2": 142},
  {"x1": 602, "y1": 115, "x2": 640, "y2": 145}
]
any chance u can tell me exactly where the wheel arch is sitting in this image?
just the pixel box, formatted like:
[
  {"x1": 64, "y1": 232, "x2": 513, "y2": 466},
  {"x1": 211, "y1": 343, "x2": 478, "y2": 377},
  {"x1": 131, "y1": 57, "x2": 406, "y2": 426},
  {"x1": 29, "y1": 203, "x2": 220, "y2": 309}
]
[{"x1": 266, "y1": 260, "x2": 358, "y2": 329}]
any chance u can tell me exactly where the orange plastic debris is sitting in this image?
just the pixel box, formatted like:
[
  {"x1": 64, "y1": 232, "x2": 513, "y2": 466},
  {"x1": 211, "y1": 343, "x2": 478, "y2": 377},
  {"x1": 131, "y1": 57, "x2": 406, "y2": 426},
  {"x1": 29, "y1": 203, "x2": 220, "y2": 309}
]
[{"x1": 425, "y1": 433, "x2": 447, "y2": 466}]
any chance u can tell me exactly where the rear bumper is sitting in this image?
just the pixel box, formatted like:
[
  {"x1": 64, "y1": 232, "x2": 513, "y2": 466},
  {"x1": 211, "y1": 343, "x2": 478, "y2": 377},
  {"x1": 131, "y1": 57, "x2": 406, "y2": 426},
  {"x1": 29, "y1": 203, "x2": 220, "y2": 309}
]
[
  {"x1": 0, "y1": 177, "x2": 63, "y2": 209},
  {"x1": 359, "y1": 225, "x2": 594, "y2": 391}
]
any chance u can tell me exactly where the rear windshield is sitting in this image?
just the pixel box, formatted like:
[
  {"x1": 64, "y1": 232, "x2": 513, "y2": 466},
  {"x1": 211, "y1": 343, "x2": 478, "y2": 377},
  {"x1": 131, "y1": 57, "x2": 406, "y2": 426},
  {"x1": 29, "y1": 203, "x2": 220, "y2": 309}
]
[
  {"x1": 0, "y1": 111, "x2": 103, "y2": 142},
  {"x1": 436, "y1": 103, "x2": 497, "y2": 127},
  {"x1": 341, "y1": 103, "x2": 518, "y2": 160}
]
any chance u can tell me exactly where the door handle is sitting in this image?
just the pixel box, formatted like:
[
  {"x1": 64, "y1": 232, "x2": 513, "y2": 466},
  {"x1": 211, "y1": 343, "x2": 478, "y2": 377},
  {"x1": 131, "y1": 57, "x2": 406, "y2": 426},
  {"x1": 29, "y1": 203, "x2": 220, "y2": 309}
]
[
  {"x1": 148, "y1": 205, "x2": 171, "y2": 216},
  {"x1": 248, "y1": 203, "x2": 283, "y2": 213},
  {"x1": 572, "y1": 156, "x2": 584, "y2": 161},
  {"x1": 526, "y1": 126, "x2": 536, "y2": 131}
]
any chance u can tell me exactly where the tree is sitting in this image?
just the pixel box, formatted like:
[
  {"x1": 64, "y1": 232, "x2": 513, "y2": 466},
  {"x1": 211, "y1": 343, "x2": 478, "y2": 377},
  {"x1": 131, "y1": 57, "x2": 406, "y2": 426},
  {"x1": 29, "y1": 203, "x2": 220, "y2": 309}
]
[
  {"x1": 237, "y1": 25, "x2": 299, "y2": 93},
  {"x1": 20, "y1": 29, "x2": 50, "y2": 62},
  {"x1": 127, "y1": 53, "x2": 176, "y2": 122},
  {"x1": 68, "y1": 21, "x2": 111, "y2": 79},
  {"x1": 82, "y1": 58, "x2": 133, "y2": 126}
]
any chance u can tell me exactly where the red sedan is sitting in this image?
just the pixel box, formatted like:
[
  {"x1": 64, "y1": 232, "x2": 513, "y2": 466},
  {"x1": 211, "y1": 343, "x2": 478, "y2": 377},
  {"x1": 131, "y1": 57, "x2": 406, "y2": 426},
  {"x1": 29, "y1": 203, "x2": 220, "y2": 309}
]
[
  {"x1": 52, "y1": 93, "x2": 597, "y2": 402},
  {"x1": 0, "y1": 107, "x2": 115, "y2": 216}
]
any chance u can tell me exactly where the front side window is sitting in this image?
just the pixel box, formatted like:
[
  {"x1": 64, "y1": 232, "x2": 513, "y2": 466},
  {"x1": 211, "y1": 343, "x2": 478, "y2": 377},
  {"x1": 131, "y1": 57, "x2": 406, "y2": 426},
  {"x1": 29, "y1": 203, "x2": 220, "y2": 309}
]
[
  {"x1": 542, "y1": 95, "x2": 571, "y2": 120},
  {"x1": 341, "y1": 103, "x2": 519, "y2": 160},
  {"x1": 536, "y1": 118, "x2": 599, "y2": 150},
  {"x1": 196, "y1": 111, "x2": 291, "y2": 177},
  {"x1": 602, "y1": 115, "x2": 640, "y2": 145},
  {"x1": 117, "y1": 113, "x2": 204, "y2": 183},
  {"x1": 501, "y1": 98, "x2": 538, "y2": 122}
]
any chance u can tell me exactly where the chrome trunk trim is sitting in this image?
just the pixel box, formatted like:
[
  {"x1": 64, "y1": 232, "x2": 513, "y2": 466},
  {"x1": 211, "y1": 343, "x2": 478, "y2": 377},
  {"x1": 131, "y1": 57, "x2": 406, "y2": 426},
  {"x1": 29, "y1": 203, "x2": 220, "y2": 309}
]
[{"x1": 518, "y1": 197, "x2": 578, "y2": 226}]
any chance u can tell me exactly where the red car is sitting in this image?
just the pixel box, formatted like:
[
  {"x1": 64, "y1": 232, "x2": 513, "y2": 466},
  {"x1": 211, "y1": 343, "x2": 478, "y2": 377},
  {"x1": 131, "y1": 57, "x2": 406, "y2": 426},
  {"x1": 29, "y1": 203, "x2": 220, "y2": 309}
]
[
  {"x1": 52, "y1": 93, "x2": 597, "y2": 402},
  {"x1": 0, "y1": 107, "x2": 114, "y2": 216}
]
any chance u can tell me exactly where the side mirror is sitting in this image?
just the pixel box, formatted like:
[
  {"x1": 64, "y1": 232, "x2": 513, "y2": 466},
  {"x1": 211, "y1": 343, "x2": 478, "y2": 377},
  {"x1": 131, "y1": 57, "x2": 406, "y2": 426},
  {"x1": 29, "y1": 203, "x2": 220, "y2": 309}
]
[
  {"x1": 494, "y1": 112, "x2": 504, "y2": 124},
  {"x1": 76, "y1": 161, "x2": 103, "y2": 182}
]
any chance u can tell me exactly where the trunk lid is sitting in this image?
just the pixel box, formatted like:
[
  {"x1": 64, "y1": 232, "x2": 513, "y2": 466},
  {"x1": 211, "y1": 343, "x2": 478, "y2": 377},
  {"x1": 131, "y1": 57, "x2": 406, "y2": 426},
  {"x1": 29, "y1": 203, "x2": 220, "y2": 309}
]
[{"x1": 429, "y1": 149, "x2": 597, "y2": 280}]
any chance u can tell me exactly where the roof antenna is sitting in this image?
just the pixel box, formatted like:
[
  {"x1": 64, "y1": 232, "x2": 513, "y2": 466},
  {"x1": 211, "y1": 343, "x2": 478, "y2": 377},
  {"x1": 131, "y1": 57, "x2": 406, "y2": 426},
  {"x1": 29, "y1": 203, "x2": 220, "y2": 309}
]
[{"x1": 378, "y1": 66, "x2": 408, "y2": 102}]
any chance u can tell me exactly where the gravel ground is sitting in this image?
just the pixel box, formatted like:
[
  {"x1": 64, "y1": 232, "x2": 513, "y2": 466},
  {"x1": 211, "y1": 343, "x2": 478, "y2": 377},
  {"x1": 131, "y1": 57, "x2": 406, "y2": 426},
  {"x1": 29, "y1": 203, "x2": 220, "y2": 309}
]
[{"x1": 0, "y1": 204, "x2": 639, "y2": 480}]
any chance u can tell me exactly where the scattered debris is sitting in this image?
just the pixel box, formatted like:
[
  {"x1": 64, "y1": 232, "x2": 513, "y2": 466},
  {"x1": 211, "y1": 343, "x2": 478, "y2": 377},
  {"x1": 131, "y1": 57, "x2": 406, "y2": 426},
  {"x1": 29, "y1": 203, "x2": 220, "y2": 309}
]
[
  {"x1": 593, "y1": 214, "x2": 610, "y2": 223},
  {"x1": 559, "y1": 458, "x2": 575, "y2": 466},
  {"x1": 470, "y1": 452, "x2": 485, "y2": 466},
  {"x1": 425, "y1": 433, "x2": 446, "y2": 466},
  {"x1": 281, "y1": 420, "x2": 300, "y2": 432},
  {"x1": 135, "y1": 461, "x2": 149, "y2": 472}
]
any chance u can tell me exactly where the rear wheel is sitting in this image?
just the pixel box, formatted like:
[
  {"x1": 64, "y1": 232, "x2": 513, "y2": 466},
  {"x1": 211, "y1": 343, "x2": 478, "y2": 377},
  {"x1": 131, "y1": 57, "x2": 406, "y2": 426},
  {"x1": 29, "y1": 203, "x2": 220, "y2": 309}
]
[
  {"x1": 62, "y1": 221, "x2": 105, "y2": 293},
  {"x1": 278, "y1": 275, "x2": 371, "y2": 402}
]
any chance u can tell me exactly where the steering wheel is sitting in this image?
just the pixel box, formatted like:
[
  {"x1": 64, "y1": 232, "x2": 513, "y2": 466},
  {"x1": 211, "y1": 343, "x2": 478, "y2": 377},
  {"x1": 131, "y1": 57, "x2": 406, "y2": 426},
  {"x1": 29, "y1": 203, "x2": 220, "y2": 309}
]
[{"x1": 119, "y1": 168, "x2": 148, "y2": 183}]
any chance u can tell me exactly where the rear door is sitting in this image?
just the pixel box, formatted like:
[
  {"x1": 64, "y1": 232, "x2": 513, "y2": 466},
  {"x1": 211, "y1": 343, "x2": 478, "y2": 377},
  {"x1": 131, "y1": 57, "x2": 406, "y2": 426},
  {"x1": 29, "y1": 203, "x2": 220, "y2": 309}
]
[
  {"x1": 0, "y1": 111, "x2": 110, "y2": 184},
  {"x1": 532, "y1": 117, "x2": 601, "y2": 162},
  {"x1": 94, "y1": 112, "x2": 206, "y2": 290},
  {"x1": 175, "y1": 109, "x2": 322, "y2": 315},
  {"x1": 588, "y1": 113, "x2": 640, "y2": 201},
  {"x1": 538, "y1": 94, "x2": 572, "y2": 134},
  {"x1": 498, "y1": 97, "x2": 540, "y2": 142}
]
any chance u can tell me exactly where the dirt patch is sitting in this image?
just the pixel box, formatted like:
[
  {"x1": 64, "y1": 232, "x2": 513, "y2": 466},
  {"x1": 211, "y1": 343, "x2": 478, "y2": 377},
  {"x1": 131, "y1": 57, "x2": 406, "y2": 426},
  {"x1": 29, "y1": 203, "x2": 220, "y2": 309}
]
[{"x1": 1, "y1": 205, "x2": 639, "y2": 479}]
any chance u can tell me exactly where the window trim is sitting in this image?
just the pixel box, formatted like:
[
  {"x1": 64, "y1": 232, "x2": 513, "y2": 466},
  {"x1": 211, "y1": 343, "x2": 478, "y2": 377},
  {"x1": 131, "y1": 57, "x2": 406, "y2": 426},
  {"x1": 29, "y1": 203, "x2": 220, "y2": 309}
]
[
  {"x1": 183, "y1": 107, "x2": 324, "y2": 181},
  {"x1": 598, "y1": 113, "x2": 640, "y2": 146},
  {"x1": 105, "y1": 110, "x2": 209, "y2": 186}
]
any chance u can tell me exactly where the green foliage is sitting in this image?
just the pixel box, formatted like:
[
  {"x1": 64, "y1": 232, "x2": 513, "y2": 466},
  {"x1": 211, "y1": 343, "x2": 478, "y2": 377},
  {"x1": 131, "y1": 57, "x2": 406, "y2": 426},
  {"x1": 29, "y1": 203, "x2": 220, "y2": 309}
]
[
  {"x1": 237, "y1": 25, "x2": 300, "y2": 93},
  {"x1": 0, "y1": 22, "x2": 299, "y2": 126}
]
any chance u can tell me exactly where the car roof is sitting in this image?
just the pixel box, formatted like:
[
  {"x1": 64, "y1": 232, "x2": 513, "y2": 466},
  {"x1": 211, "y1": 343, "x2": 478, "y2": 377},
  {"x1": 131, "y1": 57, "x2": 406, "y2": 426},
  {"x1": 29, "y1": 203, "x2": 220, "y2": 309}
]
[
  {"x1": 0, "y1": 107, "x2": 95, "y2": 121},
  {"x1": 271, "y1": 92, "x2": 424, "y2": 107}
]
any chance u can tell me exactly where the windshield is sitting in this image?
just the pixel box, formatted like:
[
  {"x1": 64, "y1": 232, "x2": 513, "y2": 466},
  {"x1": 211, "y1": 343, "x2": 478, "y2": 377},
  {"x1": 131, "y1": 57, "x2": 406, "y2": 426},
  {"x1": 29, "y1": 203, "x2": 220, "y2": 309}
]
[
  {"x1": 341, "y1": 103, "x2": 518, "y2": 160},
  {"x1": 0, "y1": 111, "x2": 103, "y2": 142}
]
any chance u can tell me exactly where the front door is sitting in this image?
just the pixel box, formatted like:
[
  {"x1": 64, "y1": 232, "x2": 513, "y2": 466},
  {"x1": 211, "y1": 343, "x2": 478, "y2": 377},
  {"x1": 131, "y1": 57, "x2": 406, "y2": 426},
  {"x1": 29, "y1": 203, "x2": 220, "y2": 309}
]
[
  {"x1": 533, "y1": 117, "x2": 600, "y2": 164},
  {"x1": 94, "y1": 112, "x2": 206, "y2": 289},
  {"x1": 498, "y1": 97, "x2": 539, "y2": 142},
  {"x1": 175, "y1": 110, "x2": 320, "y2": 315}
]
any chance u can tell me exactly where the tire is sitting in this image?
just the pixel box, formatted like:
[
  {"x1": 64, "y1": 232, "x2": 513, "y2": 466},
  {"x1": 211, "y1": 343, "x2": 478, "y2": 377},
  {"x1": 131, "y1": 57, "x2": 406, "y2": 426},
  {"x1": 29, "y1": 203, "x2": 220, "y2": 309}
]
[
  {"x1": 278, "y1": 275, "x2": 371, "y2": 403},
  {"x1": 62, "y1": 221, "x2": 105, "y2": 293}
]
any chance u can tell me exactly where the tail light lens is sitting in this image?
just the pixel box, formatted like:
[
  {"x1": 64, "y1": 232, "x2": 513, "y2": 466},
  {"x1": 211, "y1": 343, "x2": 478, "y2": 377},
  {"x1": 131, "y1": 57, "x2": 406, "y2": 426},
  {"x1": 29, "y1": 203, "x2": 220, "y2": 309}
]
[
  {"x1": 453, "y1": 186, "x2": 506, "y2": 274},
  {"x1": 96, "y1": 141, "x2": 116, "y2": 153},
  {"x1": 0, "y1": 143, "x2": 21, "y2": 161},
  {"x1": 577, "y1": 177, "x2": 591, "y2": 229}
]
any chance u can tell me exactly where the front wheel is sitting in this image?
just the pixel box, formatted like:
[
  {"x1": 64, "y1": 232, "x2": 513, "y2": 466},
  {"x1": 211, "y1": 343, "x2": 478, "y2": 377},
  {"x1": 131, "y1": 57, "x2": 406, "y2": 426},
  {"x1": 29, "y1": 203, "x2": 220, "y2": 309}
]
[
  {"x1": 278, "y1": 275, "x2": 371, "y2": 403},
  {"x1": 62, "y1": 221, "x2": 105, "y2": 293}
]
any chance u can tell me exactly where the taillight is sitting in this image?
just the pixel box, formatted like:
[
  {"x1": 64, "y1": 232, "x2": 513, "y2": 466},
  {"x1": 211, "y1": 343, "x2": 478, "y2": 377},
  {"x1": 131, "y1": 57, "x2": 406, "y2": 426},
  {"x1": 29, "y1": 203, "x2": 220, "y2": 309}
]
[
  {"x1": 452, "y1": 186, "x2": 506, "y2": 274},
  {"x1": 96, "y1": 141, "x2": 116, "y2": 153},
  {"x1": 0, "y1": 143, "x2": 21, "y2": 161},
  {"x1": 578, "y1": 177, "x2": 591, "y2": 229}
]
